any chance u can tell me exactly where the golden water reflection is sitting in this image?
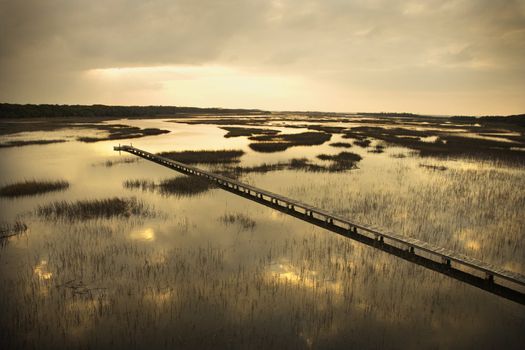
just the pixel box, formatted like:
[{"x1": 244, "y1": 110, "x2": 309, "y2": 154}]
[
  {"x1": 33, "y1": 260, "x2": 53, "y2": 280},
  {"x1": 266, "y1": 260, "x2": 343, "y2": 295},
  {"x1": 129, "y1": 227, "x2": 155, "y2": 241}
]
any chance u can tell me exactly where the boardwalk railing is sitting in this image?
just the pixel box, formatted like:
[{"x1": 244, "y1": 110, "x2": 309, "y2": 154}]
[{"x1": 115, "y1": 145, "x2": 525, "y2": 305}]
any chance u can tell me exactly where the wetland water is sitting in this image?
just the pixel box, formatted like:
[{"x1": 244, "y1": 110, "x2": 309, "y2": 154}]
[{"x1": 1, "y1": 116, "x2": 524, "y2": 349}]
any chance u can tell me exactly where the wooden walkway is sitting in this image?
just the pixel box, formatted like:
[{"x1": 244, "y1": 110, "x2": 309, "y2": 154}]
[{"x1": 115, "y1": 145, "x2": 525, "y2": 305}]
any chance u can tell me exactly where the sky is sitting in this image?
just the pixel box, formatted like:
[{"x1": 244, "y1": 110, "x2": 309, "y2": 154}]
[{"x1": 1, "y1": 0, "x2": 524, "y2": 115}]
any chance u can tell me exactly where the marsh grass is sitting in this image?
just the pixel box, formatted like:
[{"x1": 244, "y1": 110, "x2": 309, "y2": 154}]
[
  {"x1": 330, "y1": 142, "x2": 353, "y2": 148},
  {"x1": 158, "y1": 150, "x2": 244, "y2": 164},
  {"x1": 0, "y1": 180, "x2": 69, "y2": 198},
  {"x1": 353, "y1": 139, "x2": 371, "y2": 148},
  {"x1": 123, "y1": 179, "x2": 154, "y2": 190},
  {"x1": 0, "y1": 117, "x2": 170, "y2": 142},
  {"x1": 248, "y1": 132, "x2": 332, "y2": 153},
  {"x1": 218, "y1": 213, "x2": 256, "y2": 230},
  {"x1": 2, "y1": 217, "x2": 520, "y2": 349},
  {"x1": 307, "y1": 125, "x2": 348, "y2": 133},
  {"x1": 248, "y1": 142, "x2": 291, "y2": 153},
  {"x1": 317, "y1": 152, "x2": 362, "y2": 171},
  {"x1": 223, "y1": 154, "x2": 363, "y2": 174},
  {"x1": 368, "y1": 144, "x2": 385, "y2": 153},
  {"x1": 249, "y1": 131, "x2": 331, "y2": 144},
  {"x1": 77, "y1": 125, "x2": 170, "y2": 142},
  {"x1": 419, "y1": 163, "x2": 448, "y2": 171},
  {"x1": 341, "y1": 125, "x2": 525, "y2": 162},
  {"x1": 96, "y1": 157, "x2": 140, "y2": 167},
  {"x1": 2, "y1": 113, "x2": 525, "y2": 349},
  {"x1": 226, "y1": 158, "x2": 327, "y2": 174},
  {"x1": 319, "y1": 152, "x2": 362, "y2": 162},
  {"x1": 341, "y1": 130, "x2": 368, "y2": 141},
  {"x1": 0, "y1": 139, "x2": 67, "y2": 148},
  {"x1": 218, "y1": 154, "x2": 364, "y2": 174},
  {"x1": 175, "y1": 117, "x2": 271, "y2": 126},
  {"x1": 391, "y1": 153, "x2": 407, "y2": 158},
  {"x1": 0, "y1": 221, "x2": 27, "y2": 239},
  {"x1": 220, "y1": 127, "x2": 280, "y2": 138},
  {"x1": 124, "y1": 176, "x2": 215, "y2": 196},
  {"x1": 37, "y1": 197, "x2": 155, "y2": 220},
  {"x1": 158, "y1": 177, "x2": 215, "y2": 196}
]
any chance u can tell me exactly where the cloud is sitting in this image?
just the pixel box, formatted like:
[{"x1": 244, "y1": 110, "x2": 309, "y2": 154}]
[{"x1": 0, "y1": 0, "x2": 524, "y2": 114}]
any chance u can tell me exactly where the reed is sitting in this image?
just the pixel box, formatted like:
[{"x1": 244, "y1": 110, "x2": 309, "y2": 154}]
[
  {"x1": 317, "y1": 152, "x2": 362, "y2": 171},
  {"x1": 353, "y1": 139, "x2": 371, "y2": 148},
  {"x1": 330, "y1": 142, "x2": 353, "y2": 148},
  {"x1": 37, "y1": 197, "x2": 155, "y2": 220},
  {"x1": 0, "y1": 221, "x2": 27, "y2": 239},
  {"x1": 123, "y1": 176, "x2": 215, "y2": 196},
  {"x1": 0, "y1": 139, "x2": 66, "y2": 148},
  {"x1": 248, "y1": 142, "x2": 291, "y2": 153},
  {"x1": 220, "y1": 127, "x2": 280, "y2": 138},
  {"x1": 157, "y1": 150, "x2": 244, "y2": 164},
  {"x1": 227, "y1": 158, "x2": 333, "y2": 174},
  {"x1": 77, "y1": 126, "x2": 170, "y2": 142},
  {"x1": 157, "y1": 177, "x2": 215, "y2": 196},
  {"x1": 100, "y1": 157, "x2": 140, "y2": 167},
  {"x1": 248, "y1": 132, "x2": 332, "y2": 153},
  {"x1": 0, "y1": 180, "x2": 69, "y2": 197},
  {"x1": 249, "y1": 131, "x2": 332, "y2": 145},
  {"x1": 317, "y1": 152, "x2": 362, "y2": 163},
  {"x1": 368, "y1": 144, "x2": 385, "y2": 153},
  {"x1": 218, "y1": 213, "x2": 256, "y2": 230}
]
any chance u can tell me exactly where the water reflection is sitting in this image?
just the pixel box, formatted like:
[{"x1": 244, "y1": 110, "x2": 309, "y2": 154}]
[
  {"x1": 267, "y1": 260, "x2": 343, "y2": 295},
  {"x1": 34, "y1": 260, "x2": 53, "y2": 280},
  {"x1": 129, "y1": 227, "x2": 155, "y2": 241}
]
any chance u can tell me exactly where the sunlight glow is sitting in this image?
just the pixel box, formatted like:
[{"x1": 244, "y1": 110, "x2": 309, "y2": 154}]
[
  {"x1": 266, "y1": 261, "x2": 343, "y2": 294},
  {"x1": 130, "y1": 227, "x2": 156, "y2": 241},
  {"x1": 84, "y1": 64, "x2": 308, "y2": 109},
  {"x1": 34, "y1": 260, "x2": 53, "y2": 280}
]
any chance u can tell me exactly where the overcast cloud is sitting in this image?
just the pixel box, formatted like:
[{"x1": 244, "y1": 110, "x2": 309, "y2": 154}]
[{"x1": 1, "y1": 0, "x2": 524, "y2": 115}]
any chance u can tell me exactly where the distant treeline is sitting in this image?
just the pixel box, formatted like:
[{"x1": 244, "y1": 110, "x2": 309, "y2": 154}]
[
  {"x1": 451, "y1": 114, "x2": 525, "y2": 127},
  {"x1": 0, "y1": 103, "x2": 267, "y2": 118}
]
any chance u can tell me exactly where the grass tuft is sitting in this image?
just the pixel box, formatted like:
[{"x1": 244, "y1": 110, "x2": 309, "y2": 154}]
[
  {"x1": 124, "y1": 176, "x2": 215, "y2": 196},
  {"x1": 0, "y1": 180, "x2": 69, "y2": 198},
  {"x1": 248, "y1": 132, "x2": 332, "y2": 153},
  {"x1": 330, "y1": 142, "x2": 353, "y2": 148},
  {"x1": 157, "y1": 177, "x2": 215, "y2": 196},
  {"x1": 419, "y1": 163, "x2": 448, "y2": 171},
  {"x1": 77, "y1": 126, "x2": 170, "y2": 142},
  {"x1": 219, "y1": 213, "x2": 256, "y2": 230},
  {"x1": 248, "y1": 142, "x2": 291, "y2": 153},
  {"x1": 37, "y1": 197, "x2": 155, "y2": 220},
  {"x1": 157, "y1": 150, "x2": 244, "y2": 164},
  {"x1": 220, "y1": 127, "x2": 280, "y2": 138},
  {"x1": 368, "y1": 144, "x2": 385, "y2": 153},
  {"x1": 353, "y1": 139, "x2": 371, "y2": 148},
  {"x1": 0, "y1": 221, "x2": 28, "y2": 239},
  {"x1": 0, "y1": 139, "x2": 67, "y2": 148},
  {"x1": 317, "y1": 151, "x2": 362, "y2": 171}
]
